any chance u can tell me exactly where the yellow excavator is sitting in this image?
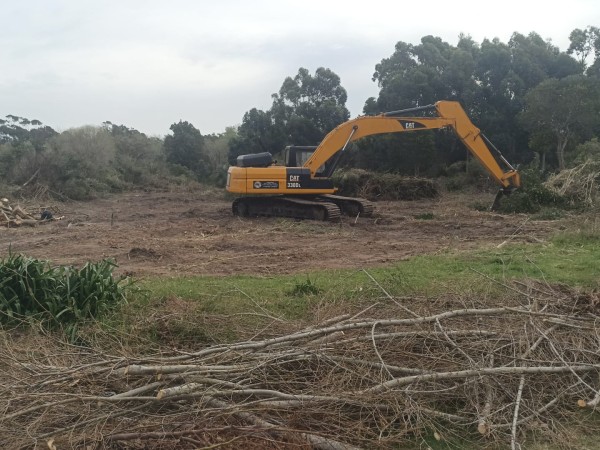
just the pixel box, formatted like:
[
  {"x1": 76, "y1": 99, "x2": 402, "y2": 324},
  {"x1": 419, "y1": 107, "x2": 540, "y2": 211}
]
[{"x1": 226, "y1": 101, "x2": 521, "y2": 221}]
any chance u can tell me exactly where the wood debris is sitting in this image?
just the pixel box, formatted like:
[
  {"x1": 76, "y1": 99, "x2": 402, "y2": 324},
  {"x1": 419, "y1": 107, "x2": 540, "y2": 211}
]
[
  {"x1": 0, "y1": 197, "x2": 63, "y2": 228},
  {"x1": 1, "y1": 281, "x2": 599, "y2": 449}
]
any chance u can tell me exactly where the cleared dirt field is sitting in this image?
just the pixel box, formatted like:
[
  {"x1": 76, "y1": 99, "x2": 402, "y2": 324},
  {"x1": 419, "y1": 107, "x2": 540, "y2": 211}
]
[{"x1": 0, "y1": 188, "x2": 568, "y2": 277}]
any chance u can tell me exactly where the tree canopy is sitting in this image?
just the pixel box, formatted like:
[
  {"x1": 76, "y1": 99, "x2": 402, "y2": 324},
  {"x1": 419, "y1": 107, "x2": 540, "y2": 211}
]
[
  {"x1": 358, "y1": 31, "x2": 593, "y2": 175},
  {"x1": 0, "y1": 115, "x2": 57, "y2": 150},
  {"x1": 520, "y1": 75, "x2": 600, "y2": 170},
  {"x1": 228, "y1": 67, "x2": 350, "y2": 163},
  {"x1": 163, "y1": 121, "x2": 208, "y2": 176}
]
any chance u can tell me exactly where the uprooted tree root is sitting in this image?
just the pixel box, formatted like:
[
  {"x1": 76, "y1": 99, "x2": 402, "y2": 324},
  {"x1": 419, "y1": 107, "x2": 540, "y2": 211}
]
[{"x1": 2, "y1": 282, "x2": 600, "y2": 449}]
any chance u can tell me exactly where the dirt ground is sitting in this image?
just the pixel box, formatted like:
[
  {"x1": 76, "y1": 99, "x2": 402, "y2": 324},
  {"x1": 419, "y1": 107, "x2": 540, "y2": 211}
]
[{"x1": 0, "y1": 188, "x2": 571, "y2": 278}]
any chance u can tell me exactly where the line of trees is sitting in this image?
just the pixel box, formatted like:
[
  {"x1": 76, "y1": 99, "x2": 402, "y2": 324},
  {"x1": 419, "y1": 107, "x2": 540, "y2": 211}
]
[
  {"x1": 232, "y1": 28, "x2": 600, "y2": 177},
  {"x1": 1, "y1": 28, "x2": 599, "y2": 200},
  {"x1": 0, "y1": 116, "x2": 234, "y2": 199}
]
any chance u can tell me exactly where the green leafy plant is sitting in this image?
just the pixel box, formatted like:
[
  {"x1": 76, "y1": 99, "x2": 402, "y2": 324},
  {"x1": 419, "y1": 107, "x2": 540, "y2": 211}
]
[
  {"x1": 0, "y1": 253, "x2": 131, "y2": 338},
  {"x1": 288, "y1": 277, "x2": 322, "y2": 296},
  {"x1": 495, "y1": 168, "x2": 568, "y2": 213}
]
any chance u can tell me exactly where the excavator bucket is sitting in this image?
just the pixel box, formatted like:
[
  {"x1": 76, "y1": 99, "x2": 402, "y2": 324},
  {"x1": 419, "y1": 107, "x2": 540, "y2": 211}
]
[{"x1": 491, "y1": 188, "x2": 512, "y2": 211}]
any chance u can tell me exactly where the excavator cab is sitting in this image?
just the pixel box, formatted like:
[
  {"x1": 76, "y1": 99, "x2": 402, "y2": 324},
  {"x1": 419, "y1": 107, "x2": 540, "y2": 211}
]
[{"x1": 284, "y1": 146, "x2": 331, "y2": 176}]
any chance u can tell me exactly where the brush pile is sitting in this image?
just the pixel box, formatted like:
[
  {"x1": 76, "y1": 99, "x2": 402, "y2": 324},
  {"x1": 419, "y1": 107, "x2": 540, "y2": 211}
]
[
  {"x1": 545, "y1": 158, "x2": 600, "y2": 207},
  {"x1": 2, "y1": 282, "x2": 600, "y2": 449},
  {"x1": 333, "y1": 168, "x2": 438, "y2": 201}
]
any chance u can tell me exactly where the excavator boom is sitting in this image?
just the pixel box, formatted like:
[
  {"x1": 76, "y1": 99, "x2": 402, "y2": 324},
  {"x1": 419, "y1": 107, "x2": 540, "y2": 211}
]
[{"x1": 303, "y1": 101, "x2": 520, "y2": 189}]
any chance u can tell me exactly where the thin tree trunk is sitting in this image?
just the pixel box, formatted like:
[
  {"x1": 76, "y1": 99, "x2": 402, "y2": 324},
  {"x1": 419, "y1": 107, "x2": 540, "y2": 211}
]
[
  {"x1": 556, "y1": 135, "x2": 569, "y2": 171},
  {"x1": 540, "y1": 152, "x2": 546, "y2": 173}
]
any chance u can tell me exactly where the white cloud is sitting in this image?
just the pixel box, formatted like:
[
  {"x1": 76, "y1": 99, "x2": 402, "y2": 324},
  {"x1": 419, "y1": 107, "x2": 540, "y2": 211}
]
[{"x1": 1, "y1": 0, "x2": 599, "y2": 136}]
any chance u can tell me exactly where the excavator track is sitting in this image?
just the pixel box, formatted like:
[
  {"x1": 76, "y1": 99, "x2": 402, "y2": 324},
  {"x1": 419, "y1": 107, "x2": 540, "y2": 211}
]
[
  {"x1": 319, "y1": 195, "x2": 375, "y2": 218},
  {"x1": 232, "y1": 196, "x2": 341, "y2": 221}
]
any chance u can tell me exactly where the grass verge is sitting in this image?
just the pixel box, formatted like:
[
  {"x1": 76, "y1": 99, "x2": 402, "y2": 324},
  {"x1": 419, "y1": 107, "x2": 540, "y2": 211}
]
[
  {"x1": 120, "y1": 226, "x2": 599, "y2": 348},
  {"x1": 140, "y1": 227, "x2": 600, "y2": 302}
]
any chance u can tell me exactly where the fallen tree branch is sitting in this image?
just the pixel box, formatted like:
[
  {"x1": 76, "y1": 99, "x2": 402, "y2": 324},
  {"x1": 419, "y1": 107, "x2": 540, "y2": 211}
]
[
  {"x1": 3, "y1": 284, "x2": 599, "y2": 449},
  {"x1": 511, "y1": 375, "x2": 526, "y2": 450},
  {"x1": 364, "y1": 365, "x2": 600, "y2": 393},
  {"x1": 206, "y1": 396, "x2": 362, "y2": 450}
]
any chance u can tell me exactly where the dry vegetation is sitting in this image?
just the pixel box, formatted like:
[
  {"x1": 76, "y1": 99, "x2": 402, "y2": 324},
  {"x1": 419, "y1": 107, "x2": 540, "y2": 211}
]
[
  {"x1": 545, "y1": 158, "x2": 600, "y2": 207},
  {"x1": 2, "y1": 281, "x2": 600, "y2": 449}
]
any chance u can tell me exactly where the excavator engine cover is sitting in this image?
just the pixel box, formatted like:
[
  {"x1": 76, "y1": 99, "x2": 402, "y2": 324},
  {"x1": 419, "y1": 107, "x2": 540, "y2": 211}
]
[{"x1": 236, "y1": 152, "x2": 273, "y2": 168}]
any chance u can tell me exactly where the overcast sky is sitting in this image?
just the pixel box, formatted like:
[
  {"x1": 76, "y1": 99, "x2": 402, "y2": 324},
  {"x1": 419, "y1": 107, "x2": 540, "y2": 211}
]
[{"x1": 1, "y1": 0, "x2": 598, "y2": 137}]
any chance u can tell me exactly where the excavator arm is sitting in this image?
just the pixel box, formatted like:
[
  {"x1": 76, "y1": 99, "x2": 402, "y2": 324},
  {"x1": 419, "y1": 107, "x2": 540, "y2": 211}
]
[{"x1": 304, "y1": 100, "x2": 521, "y2": 189}]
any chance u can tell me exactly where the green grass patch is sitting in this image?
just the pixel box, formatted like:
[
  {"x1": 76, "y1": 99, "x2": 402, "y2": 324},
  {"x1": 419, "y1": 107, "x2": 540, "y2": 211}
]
[
  {"x1": 125, "y1": 226, "x2": 599, "y2": 347},
  {"x1": 375, "y1": 230, "x2": 600, "y2": 292},
  {"x1": 139, "y1": 270, "x2": 369, "y2": 319},
  {"x1": 138, "y1": 226, "x2": 600, "y2": 308}
]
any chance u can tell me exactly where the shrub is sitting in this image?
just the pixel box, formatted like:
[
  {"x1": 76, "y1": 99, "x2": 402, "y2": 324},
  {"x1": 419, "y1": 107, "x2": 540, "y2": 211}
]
[
  {"x1": 442, "y1": 160, "x2": 498, "y2": 192},
  {"x1": 288, "y1": 278, "x2": 322, "y2": 296},
  {"x1": 444, "y1": 172, "x2": 470, "y2": 192},
  {"x1": 0, "y1": 254, "x2": 130, "y2": 338},
  {"x1": 532, "y1": 207, "x2": 565, "y2": 220},
  {"x1": 495, "y1": 167, "x2": 567, "y2": 214}
]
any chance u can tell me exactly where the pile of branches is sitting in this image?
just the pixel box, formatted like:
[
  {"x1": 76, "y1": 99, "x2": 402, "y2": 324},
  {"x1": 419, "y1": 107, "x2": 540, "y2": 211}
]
[
  {"x1": 2, "y1": 282, "x2": 600, "y2": 449},
  {"x1": 0, "y1": 197, "x2": 60, "y2": 227},
  {"x1": 332, "y1": 168, "x2": 438, "y2": 201},
  {"x1": 545, "y1": 158, "x2": 600, "y2": 207}
]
